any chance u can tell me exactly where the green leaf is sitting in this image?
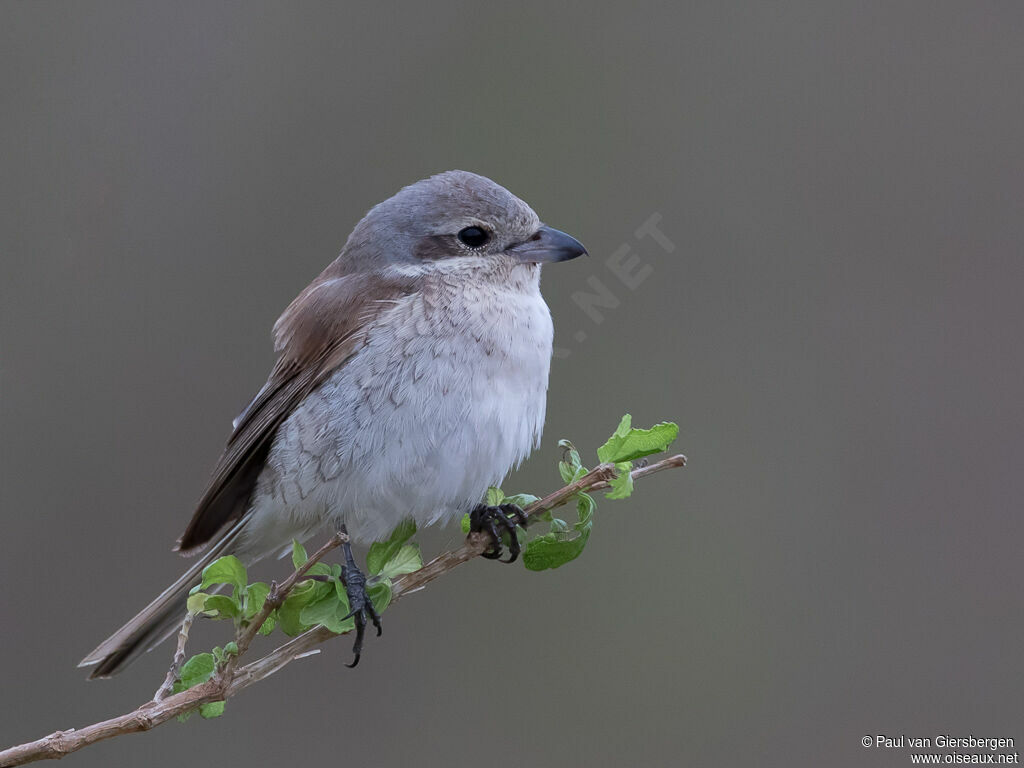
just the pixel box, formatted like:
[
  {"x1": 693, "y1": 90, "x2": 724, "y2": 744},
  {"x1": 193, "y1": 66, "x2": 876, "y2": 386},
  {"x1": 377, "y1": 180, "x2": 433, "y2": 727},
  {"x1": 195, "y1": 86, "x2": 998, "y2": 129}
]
[
  {"x1": 377, "y1": 543, "x2": 423, "y2": 580},
  {"x1": 605, "y1": 461, "x2": 634, "y2": 499},
  {"x1": 244, "y1": 582, "x2": 270, "y2": 619},
  {"x1": 522, "y1": 488, "x2": 595, "y2": 571},
  {"x1": 258, "y1": 615, "x2": 276, "y2": 635},
  {"x1": 460, "y1": 513, "x2": 472, "y2": 534},
  {"x1": 366, "y1": 519, "x2": 417, "y2": 575},
  {"x1": 199, "y1": 701, "x2": 225, "y2": 719},
  {"x1": 298, "y1": 593, "x2": 340, "y2": 628},
  {"x1": 172, "y1": 652, "x2": 219, "y2": 722},
  {"x1": 202, "y1": 594, "x2": 240, "y2": 620},
  {"x1": 300, "y1": 592, "x2": 355, "y2": 634},
  {"x1": 276, "y1": 580, "x2": 326, "y2": 636},
  {"x1": 334, "y1": 577, "x2": 348, "y2": 602},
  {"x1": 503, "y1": 493, "x2": 540, "y2": 510},
  {"x1": 558, "y1": 439, "x2": 586, "y2": 484},
  {"x1": 575, "y1": 492, "x2": 596, "y2": 530},
  {"x1": 291, "y1": 540, "x2": 308, "y2": 570},
  {"x1": 597, "y1": 415, "x2": 679, "y2": 464},
  {"x1": 177, "y1": 652, "x2": 215, "y2": 689},
  {"x1": 196, "y1": 556, "x2": 247, "y2": 593},
  {"x1": 367, "y1": 580, "x2": 392, "y2": 613},
  {"x1": 305, "y1": 561, "x2": 333, "y2": 577},
  {"x1": 486, "y1": 486, "x2": 505, "y2": 506},
  {"x1": 522, "y1": 529, "x2": 590, "y2": 571},
  {"x1": 186, "y1": 592, "x2": 210, "y2": 614},
  {"x1": 223, "y1": 641, "x2": 238, "y2": 656},
  {"x1": 275, "y1": 600, "x2": 309, "y2": 637}
]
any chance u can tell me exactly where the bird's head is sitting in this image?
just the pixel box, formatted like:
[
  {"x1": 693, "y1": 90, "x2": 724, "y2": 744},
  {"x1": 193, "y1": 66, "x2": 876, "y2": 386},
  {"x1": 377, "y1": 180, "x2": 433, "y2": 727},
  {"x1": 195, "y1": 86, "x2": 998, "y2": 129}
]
[{"x1": 337, "y1": 170, "x2": 587, "y2": 278}]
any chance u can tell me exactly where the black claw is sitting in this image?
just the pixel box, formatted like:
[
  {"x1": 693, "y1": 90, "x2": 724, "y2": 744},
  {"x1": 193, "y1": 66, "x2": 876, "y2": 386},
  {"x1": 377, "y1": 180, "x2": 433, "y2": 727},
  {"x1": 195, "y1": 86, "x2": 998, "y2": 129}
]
[
  {"x1": 483, "y1": 517, "x2": 504, "y2": 559},
  {"x1": 469, "y1": 503, "x2": 527, "y2": 563},
  {"x1": 368, "y1": 601, "x2": 383, "y2": 637},
  {"x1": 339, "y1": 542, "x2": 382, "y2": 668}
]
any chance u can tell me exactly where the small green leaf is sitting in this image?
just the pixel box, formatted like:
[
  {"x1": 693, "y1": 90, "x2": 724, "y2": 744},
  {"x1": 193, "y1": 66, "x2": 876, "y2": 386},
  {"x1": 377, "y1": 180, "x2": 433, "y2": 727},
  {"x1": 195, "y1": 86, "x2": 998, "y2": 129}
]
[
  {"x1": 258, "y1": 615, "x2": 276, "y2": 635},
  {"x1": 522, "y1": 529, "x2": 590, "y2": 571},
  {"x1": 503, "y1": 493, "x2": 540, "y2": 510},
  {"x1": 223, "y1": 641, "x2": 238, "y2": 656},
  {"x1": 186, "y1": 592, "x2": 210, "y2": 614},
  {"x1": 300, "y1": 592, "x2": 355, "y2": 634},
  {"x1": 199, "y1": 701, "x2": 225, "y2": 719},
  {"x1": 177, "y1": 652, "x2": 215, "y2": 689},
  {"x1": 575, "y1": 492, "x2": 596, "y2": 530},
  {"x1": 275, "y1": 601, "x2": 308, "y2": 636},
  {"x1": 377, "y1": 543, "x2": 423, "y2": 580},
  {"x1": 367, "y1": 580, "x2": 392, "y2": 613},
  {"x1": 605, "y1": 461, "x2": 634, "y2": 499},
  {"x1": 367, "y1": 519, "x2": 417, "y2": 575},
  {"x1": 197, "y1": 556, "x2": 247, "y2": 593},
  {"x1": 276, "y1": 580, "x2": 326, "y2": 635},
  {"x1": 172, "y1": 652, "x2": 219, "y2": 722},
  {"x1": 522, "y1": 485, "x2": 596, "y2": 571},
  {"x1": 202, "y1": 594, "x2": 240, "y2": 620},
  {"x1": 291, "y1": 540, "x2": 308, "y2": 570},
  {"x1": 597, "y1": 415, "x2": 679, "y2": 464},
  {"x1": 244, "y1": 582, "x2": 270, "y2": 619},
  {"x1": 460, "y1": 513, "x2": 472, "y2": 534},
  {"x1": 305, "y1": 561, "x2": 333, "y2": 577},
  {"x1": 284, "y1": 579, "x2": 321, "y2": 606},
  {"x1": 298, "y1": 593, "x2": 340, "y2": 628},
  {"x1": 486, "y1": 486, "x2": 505, "y2": 506},
  {"x1": 558, "y1": 440, "x2": 587, "y2": 484}
]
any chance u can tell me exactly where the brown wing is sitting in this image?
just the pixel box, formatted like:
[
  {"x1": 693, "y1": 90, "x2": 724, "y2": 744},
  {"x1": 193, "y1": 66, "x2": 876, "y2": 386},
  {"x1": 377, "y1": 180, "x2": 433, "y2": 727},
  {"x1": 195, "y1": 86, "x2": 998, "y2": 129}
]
[{"x1": 175, "y1": 269, "x2": 414, "y2": 554}]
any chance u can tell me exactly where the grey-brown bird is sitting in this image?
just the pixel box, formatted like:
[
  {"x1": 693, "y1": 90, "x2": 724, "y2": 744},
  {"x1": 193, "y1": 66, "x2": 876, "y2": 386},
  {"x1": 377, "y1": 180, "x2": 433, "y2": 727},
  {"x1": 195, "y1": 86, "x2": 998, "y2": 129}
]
[{"x1": 80, "y1": 170, "x2": 587, "y2": 676}]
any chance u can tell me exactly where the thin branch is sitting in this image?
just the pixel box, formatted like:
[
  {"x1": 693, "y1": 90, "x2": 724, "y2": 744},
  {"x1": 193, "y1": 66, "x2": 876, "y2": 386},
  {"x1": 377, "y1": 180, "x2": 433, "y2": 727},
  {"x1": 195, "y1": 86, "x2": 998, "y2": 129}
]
[
  {"x1": 0, "y1": 454, "x2": 685, "y2": 767},
  {"x1": 153, "y1": 611, "x2": 194, "y2": 702},
  {"x1": 226, "y1": 532, "x2": 346, "y2": 671}
]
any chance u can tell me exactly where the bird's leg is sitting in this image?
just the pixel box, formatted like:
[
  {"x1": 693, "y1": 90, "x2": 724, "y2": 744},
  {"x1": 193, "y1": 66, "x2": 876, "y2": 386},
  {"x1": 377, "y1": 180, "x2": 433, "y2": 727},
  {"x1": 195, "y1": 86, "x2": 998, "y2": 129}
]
[
  {"x1": 469, "y1": 503, "x2": 529, "y2": 563},
  {"x1": 337, "y1": 524, "x2": 382, "y2": 668}
]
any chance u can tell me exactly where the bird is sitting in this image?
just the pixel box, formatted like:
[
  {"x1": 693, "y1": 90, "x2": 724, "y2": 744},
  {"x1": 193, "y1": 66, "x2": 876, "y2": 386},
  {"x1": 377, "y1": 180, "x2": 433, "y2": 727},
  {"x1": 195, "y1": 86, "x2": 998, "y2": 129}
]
[{"x1": 79, "y1": 170, "x2": 587, "y2": 677}]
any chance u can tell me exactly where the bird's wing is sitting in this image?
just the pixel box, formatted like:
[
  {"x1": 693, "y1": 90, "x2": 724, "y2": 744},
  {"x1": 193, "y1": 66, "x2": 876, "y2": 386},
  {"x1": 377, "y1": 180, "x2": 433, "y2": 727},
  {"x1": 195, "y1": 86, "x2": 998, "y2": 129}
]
[{"x1": 175, "y1": 270, "x2": 414, "y2": 554}]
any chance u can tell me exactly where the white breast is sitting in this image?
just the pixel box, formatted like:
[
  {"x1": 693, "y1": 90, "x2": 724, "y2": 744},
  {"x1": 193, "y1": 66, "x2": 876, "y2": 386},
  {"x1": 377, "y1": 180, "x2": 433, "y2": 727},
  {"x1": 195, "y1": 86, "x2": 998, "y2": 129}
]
[{"x1": 240, "y1": 261, "x2": 553, "y2": 553}]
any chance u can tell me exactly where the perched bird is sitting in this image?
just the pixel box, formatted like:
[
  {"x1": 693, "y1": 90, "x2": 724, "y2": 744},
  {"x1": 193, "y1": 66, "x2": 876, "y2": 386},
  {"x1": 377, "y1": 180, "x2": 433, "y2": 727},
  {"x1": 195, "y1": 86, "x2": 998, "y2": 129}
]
[{"x1": 80, "y1": 170, "x2": 587, "y2": 677}]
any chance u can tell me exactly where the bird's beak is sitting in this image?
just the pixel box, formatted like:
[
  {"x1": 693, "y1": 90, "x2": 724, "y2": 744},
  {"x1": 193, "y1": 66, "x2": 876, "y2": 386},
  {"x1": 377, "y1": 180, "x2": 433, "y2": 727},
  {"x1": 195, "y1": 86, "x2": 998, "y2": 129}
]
[{"x1": 508, "y1": 225, "x2": 588, "y2": 264}]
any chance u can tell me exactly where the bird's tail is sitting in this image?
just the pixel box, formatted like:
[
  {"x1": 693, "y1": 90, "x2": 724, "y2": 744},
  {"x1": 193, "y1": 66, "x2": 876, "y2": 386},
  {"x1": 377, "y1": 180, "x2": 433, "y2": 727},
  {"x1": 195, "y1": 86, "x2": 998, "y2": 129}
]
[{"x1": 78, "y1": 516, "x2": 249, "y2": 679}]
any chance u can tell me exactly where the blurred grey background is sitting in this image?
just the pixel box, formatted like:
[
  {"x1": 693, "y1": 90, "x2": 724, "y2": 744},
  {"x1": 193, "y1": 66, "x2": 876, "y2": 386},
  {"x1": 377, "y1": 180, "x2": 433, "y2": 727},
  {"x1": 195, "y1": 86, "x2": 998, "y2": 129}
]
[{"x1": 2, "y1": 2, "x2": 1022, "y2": 766}]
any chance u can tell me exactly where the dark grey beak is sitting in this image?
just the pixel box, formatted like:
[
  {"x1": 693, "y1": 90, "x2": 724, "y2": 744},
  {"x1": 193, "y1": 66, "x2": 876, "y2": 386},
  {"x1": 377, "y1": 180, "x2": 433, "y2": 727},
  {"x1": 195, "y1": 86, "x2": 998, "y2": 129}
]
[{"x1": 508, "y1": 225, "x2": 588, "y2": 264}]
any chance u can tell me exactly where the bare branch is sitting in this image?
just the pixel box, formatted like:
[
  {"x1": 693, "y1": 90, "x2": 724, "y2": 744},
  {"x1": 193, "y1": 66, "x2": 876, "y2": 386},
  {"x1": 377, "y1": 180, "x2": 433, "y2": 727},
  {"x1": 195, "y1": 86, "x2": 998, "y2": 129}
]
[
  {"x1": 0, "y1": 454, "x2": 685, "y2": 767},
  {"x1": 154, "y1": 611, "x2": 194, "y2": 702}
]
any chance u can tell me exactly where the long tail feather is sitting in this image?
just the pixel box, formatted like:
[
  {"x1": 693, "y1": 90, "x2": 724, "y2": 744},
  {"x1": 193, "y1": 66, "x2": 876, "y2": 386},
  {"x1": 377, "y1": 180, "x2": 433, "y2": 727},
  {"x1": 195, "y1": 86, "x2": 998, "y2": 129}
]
[{"x1": 79, "y1": 516, "x2": 249, "y2": 679}]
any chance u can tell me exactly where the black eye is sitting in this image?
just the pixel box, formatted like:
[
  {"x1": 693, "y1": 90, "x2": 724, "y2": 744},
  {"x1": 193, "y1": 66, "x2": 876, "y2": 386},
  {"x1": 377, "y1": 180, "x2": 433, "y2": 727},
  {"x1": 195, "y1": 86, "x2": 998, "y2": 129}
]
[{"x1": 457, "y1": 226, "x2": 490, "y2": 248}]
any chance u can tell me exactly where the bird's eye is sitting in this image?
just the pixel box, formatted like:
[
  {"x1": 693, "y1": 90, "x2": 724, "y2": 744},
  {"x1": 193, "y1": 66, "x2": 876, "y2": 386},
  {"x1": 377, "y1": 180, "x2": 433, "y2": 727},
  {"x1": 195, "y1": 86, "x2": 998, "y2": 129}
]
[{"x1": 457, "y1": 226, "x2": 490, "y2": 249}]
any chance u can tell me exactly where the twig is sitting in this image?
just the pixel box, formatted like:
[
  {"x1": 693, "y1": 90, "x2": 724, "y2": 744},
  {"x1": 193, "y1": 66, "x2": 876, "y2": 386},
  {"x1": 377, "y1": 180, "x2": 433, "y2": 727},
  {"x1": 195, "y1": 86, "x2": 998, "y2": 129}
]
[
  {"x1": 0, "y1": 454, "x2": 685, "y2": 767},
  {"x1": 153, "y1": 612, "x2": 195, "y2": 702},
  {"x1": 226, "y1": 532, "x2": 346, "y2": 671}
]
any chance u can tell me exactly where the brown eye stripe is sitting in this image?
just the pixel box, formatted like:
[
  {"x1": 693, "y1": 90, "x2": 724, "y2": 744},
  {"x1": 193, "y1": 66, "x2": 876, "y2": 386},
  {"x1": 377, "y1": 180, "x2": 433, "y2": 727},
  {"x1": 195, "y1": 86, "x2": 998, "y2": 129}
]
[{"x1": 413, "y1": 234, "x2": 453, "y2": 260}]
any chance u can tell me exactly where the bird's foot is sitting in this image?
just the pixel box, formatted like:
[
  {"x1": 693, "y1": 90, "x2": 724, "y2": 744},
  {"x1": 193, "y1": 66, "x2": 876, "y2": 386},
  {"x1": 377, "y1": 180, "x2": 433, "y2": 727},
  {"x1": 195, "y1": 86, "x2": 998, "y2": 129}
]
[
  {"x1": 340, "y1": 562, "x2": 382, "y2": 668},
  {"x1": 469, "y1": 503, "x2": 528, "y2": 563}
]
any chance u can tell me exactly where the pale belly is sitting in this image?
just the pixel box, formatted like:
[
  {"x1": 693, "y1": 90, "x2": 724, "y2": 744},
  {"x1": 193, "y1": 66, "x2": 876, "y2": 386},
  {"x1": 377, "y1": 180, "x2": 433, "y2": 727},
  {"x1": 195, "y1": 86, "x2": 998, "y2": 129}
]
[{"x1": 239, "y1": 286, "x2": 553, "y2": 553}]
